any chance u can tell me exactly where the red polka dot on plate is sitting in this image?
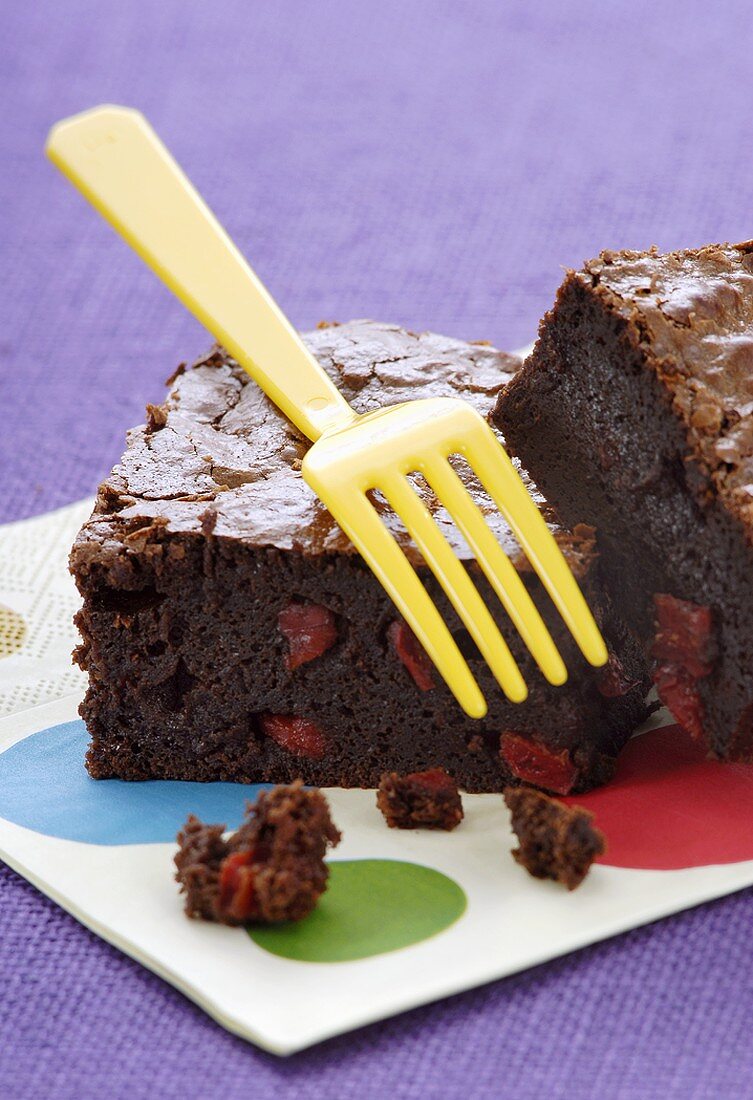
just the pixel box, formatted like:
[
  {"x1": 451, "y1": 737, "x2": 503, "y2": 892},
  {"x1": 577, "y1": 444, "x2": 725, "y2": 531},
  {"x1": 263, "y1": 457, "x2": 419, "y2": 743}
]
[{"x1": 564, "y1": 725, "x2": 753, "y2": 870}]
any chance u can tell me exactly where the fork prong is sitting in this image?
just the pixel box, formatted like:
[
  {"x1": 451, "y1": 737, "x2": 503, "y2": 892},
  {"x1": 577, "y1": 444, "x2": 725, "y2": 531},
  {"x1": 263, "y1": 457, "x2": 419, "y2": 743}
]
[
  {"x1": 381, "y1": 475, "x2": 528, "y2": 704},
  {"x1": 461, "y1": 419, "x2": 609, "y2": 668},
  {"x1": 422, "y1": 458, "x2": 568, "y2": 685},
  {"x1": 318, "y1": 489, "x2": 488, "y2": 718}
]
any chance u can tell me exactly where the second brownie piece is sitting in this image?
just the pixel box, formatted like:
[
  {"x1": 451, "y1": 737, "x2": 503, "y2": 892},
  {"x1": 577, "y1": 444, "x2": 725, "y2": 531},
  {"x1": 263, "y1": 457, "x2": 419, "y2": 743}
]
[
  {"x1": 71, "y1": 320, "x2": 650, "y2": 793},
  {"x1": 494, "y1": 243, "x2": 753, "y2": 760}
]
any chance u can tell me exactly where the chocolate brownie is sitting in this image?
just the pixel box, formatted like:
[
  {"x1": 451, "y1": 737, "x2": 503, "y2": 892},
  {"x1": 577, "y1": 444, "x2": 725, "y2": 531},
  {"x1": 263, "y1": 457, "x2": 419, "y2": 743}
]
[
  {"x1": 377, "y1": 767, "x2": 464, "y2": 830},
  {"x1": 504, "y1": 786, "x2": 605, "y2": 890},
  {"x1": 175, "y1": 781, "x2": 340, "y2": 924},
  {"x1": 493, "y1": 243, "x2": 753, "y2": 760},
  {"x1": 71, "y1": 320, "x2": 650, "y2": 793}
]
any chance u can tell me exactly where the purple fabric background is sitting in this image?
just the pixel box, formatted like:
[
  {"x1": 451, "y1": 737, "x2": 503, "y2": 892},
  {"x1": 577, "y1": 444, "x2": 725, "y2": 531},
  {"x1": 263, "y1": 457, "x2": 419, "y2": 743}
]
[{"x1": 3, "y1": 1, "x2": 753, "y2": 1095}]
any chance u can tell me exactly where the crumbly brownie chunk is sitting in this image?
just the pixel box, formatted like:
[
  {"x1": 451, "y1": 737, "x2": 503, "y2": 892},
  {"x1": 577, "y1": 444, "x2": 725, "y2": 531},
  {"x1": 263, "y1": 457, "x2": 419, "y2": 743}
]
[
  {"x1": 504, "y1": 786, "x2": 605, "y2": 890},
  {"x1": 175, "y1": 781, "x2": 340, "y2": 925},
  {"x1": 377, "y1": 767, "x2": 464, "y2": 830},
  {"x1": 493, "y1": 244, "x2": 753, "y2": 760},
  {"x1": 71, "y1": 320, "x2": 651, "y2": 792}
]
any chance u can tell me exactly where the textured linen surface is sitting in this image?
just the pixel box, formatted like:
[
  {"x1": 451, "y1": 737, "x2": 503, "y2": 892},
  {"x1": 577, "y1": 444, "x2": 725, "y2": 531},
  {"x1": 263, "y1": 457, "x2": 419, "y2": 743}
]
[{"x1": 3, "y1": 2, "x2": 753, "y2": 1096}]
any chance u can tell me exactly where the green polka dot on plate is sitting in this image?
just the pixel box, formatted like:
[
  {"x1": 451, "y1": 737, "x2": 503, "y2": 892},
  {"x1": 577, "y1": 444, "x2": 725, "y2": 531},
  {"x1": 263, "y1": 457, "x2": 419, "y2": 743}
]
[{"x1": 249, "y1": 859, "x2": 467, "y2": 963}]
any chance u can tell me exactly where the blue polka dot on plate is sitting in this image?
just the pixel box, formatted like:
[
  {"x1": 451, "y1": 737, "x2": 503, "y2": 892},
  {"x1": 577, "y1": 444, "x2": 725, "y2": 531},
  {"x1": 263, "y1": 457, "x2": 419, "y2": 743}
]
[{"x1": 0, "y1": 721, "x2": 267, "y2": 845}]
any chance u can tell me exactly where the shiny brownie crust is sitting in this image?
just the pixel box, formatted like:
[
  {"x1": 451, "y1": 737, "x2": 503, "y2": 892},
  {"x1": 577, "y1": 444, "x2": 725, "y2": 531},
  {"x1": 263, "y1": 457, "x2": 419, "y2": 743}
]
[{"x1": 71, "y1": 321, "x2": 650, "y2": 792}]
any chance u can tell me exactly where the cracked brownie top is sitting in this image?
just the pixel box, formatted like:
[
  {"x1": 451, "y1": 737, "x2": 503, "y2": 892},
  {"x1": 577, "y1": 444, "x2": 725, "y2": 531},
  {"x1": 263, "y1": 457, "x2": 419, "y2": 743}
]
[{"x1": 72, "y1": 320, "x2": 596, "y2": 573}]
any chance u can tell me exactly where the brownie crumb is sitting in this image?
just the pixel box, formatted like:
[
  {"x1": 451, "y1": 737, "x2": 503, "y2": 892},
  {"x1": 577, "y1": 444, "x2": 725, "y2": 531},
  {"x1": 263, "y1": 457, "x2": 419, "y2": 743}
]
[
  {"x1": 377, "y1": 767, "x2": 463, "y2": 830},
  {"x1": 164, "y1": 361, "x2": 187, "y2": 387},
  {"x1": 503, "y1": 786, "x2": 605, "y2": 890},
  {"x1": 175, "y1": 781, "x2": 341, "y2": 925},
  {"x1": 145, "y1": 402, "x2": 168, "y2": 432}
]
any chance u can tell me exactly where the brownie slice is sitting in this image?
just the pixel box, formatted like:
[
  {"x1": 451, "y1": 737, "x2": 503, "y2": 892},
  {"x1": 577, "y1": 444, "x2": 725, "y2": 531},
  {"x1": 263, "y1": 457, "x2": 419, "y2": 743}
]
[
  {"x1": 493, "y1": 243, "x2": 753, "y2": 760},
  {"x1": 71, "y1": 320, "x2": 650, "y2": 793},
  {"x1": 377, "y1": 767, "x2": 464, "y2": 830}
]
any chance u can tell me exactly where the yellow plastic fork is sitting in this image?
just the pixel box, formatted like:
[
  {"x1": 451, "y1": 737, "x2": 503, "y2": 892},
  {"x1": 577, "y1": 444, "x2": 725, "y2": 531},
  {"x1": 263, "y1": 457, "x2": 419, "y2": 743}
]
[{"x1": 46, "y1": 105, "x2": 608, "y2": 718}]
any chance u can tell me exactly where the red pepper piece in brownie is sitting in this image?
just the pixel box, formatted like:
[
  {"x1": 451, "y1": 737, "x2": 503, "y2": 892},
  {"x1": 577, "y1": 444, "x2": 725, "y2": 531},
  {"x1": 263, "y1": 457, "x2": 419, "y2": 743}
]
[
  {"x1": 504, "y1": 786, "x2": 605, "y2": 890},
  {"x1": 387, "y1": 620, "x2": 435, "y2": 692},
  {"x1": 278, "y1": 601, "x2": 338, "y2": 670},
  {"x1": 377, "y1": 767, "x2": 463, "y2": 830},
  {"x1": 218, "y1": 850, "x2": 258, "y2": 922},
  {"x1": 499, "y1": 732, "x2": 578, "y2": 795},
  {"x1": 652, "y1": 663, "x2": 707, "y2": 742},
  {"x1": 652, "y1": 594, "x2": 716, "y2": 679},
  {"x1": 596, "y1": 654, "x2": 639, "y2": 698},
  {"x1": 174, "y1": 781, "x2": 341, "y2": 925},
  {"x1": 260, "y1": 714, "x2": 328, "y2": 760},
  {"x1": 650, "y1": 594, "x2": 716, "y2": 741}
]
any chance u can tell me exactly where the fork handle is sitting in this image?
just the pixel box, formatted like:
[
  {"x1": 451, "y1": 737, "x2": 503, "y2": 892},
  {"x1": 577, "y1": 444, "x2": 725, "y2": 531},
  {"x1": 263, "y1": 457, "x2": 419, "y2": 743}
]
[{"x1": 46, "y1": 105, "x2": 355, "y2": 442}]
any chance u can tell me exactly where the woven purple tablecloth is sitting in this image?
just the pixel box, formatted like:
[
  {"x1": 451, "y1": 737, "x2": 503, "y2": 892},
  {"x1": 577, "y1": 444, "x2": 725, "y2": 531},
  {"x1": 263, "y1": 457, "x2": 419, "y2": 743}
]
[{"x1": 3, "y1": 2, "x2": 753, "y2": 1095}]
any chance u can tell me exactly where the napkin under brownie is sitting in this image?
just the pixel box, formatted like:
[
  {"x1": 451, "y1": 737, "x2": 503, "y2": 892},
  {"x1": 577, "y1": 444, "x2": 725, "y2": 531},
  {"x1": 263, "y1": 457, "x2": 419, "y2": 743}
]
[
  {"x1": 494, "y1": 243, "x2": 753, "y2": 760},
  {"x1": 71, "y1": 320, "x2": 649, "y2": 793}
]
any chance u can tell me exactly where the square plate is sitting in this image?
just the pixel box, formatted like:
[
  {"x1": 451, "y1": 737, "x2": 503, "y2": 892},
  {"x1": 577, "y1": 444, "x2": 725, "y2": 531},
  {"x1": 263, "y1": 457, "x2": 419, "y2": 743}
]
[{"x1": 3, "y1": 695, "x2": 753, "y2": 1054}]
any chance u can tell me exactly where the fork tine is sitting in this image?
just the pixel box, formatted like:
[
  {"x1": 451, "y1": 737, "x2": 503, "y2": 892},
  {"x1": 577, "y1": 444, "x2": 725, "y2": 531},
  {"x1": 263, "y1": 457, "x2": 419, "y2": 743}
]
[
  {"x1": 461, "y1": 420, "x2": 609, "y2": 668},
  {"x1": 319, "y1": 489, "x2": 488, "y2": 718},
  {"x1": 381, "y1": 475, "x2": 528, "y2": 704},
  {"x1": 422, "y1": 458, "x2": 568, "y2": 685}
]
